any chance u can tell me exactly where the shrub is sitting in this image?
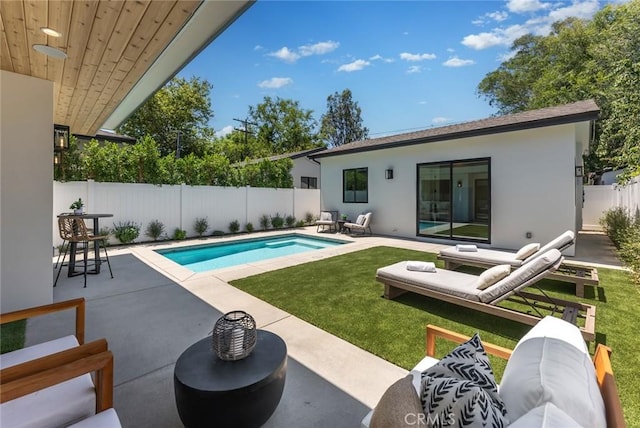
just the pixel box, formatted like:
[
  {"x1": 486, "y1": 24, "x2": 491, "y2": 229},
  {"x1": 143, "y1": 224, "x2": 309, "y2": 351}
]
[
  {"x1": 212, "y1": 230, "x2": 225, "y2": 236},
  {"x1": 295, "y1": 220, "x2": 306, "y2": 227},
  {"x1": 304, "y1": 212, "x2": 315, "y2": 224},
  {"x1": 145, "y1": 219, "x2": 165, "y2": 241},
  {"x1": 245, "y1": 222, "x2": 254, "y2": 233},
  {"x1": 271, "y1": 213, "x2": 284, "y2": 229},
  {"x1": 112, "y1": 221, "x2": 140, "y2": 244},
  {"x1": 259, "y1": 214, "x2": 270, "y2": 230},
  {"x1": 285, "y1": 215, "x2": 296, "y2": 228},
  {"x1": 599, "y1": 207, "x2": 636, "y2": 248},
  {"x1": 172, "y1": 228, "x2": 187, "y2": 240},
  {"x1": 194, "y1": 217, "x2": 209, "y2": 237},
  {"x1": 229, "y1": 220, "x2": 240, "y2": 233},
  {"x1": 600, "y1": 207, "x2": 640, "y2": 285}
]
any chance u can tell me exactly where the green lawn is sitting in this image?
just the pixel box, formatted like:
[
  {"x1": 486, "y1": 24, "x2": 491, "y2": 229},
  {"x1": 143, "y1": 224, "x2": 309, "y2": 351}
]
[
  {"x1": 230, "y1": 246, "x2": 639, "y2": 427},
  {"x1": 1, "y1": 320, "x2": 25, "y2": 354}
]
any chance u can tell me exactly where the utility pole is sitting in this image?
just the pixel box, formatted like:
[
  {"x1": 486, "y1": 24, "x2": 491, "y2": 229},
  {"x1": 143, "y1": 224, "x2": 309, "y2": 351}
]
[
  {"x1": 175, "y1": 130, "x2": 182, "y2": 158},
  {"x1": 233, "y1": 118, "x2": 257, "y2": 159}
]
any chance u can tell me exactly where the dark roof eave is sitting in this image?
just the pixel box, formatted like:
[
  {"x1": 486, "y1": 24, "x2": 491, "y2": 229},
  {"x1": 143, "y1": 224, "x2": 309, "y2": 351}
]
[{"x1": 312, "y1": 109, "x2": 599, "y2": 159}]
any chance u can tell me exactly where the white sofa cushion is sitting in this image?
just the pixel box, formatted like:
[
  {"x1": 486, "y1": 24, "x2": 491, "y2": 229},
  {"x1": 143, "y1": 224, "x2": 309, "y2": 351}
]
[
  {"x1": 0, "y1": 335, "x2": 97, "y2": 428},
  {"x1": 508, "y1": 403, "x2": 583, "y2": 427},
  {"x1": 68, "y1": 408, "x2": 122, "y2": 428},
  {"x1": 499, "y1": 335, "x2": 605, "y2": 428},
  {"x1": 514, "y1": 315, "x2": 588, "y2": 355}
]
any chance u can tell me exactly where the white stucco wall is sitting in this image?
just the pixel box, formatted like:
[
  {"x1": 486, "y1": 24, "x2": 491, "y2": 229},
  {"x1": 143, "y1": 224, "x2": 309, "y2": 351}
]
[
  {"x1": 291, "y1": 157, "x2": 320, "y2": 189},
  {"x1": 1, "y1": 71, "x2": 54, "y2": 312},
  {"x1": 319, "y1": 124, "x2": 582, "y2": 255}
]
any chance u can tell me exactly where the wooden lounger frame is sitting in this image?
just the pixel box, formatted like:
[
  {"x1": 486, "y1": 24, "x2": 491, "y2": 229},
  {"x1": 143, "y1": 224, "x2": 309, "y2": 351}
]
[
  {"x1": 424, "y1": 325, "x2": 625, "y2": 427},
  {"x1": 378, "y1": 275, "x2": 596, "y2": 341},
  {"x1": 438, "y1": 255, "x2": 599, "y2": 298}
]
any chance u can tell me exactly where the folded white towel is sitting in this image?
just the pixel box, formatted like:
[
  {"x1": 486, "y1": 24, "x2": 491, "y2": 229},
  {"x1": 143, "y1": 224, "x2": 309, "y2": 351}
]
[
  {"x1": 456, "y1": 244, "x2": 478, "y2": 252},
  {"x1": 406, "y1": 261, "x2": 437, "y2": 272}
]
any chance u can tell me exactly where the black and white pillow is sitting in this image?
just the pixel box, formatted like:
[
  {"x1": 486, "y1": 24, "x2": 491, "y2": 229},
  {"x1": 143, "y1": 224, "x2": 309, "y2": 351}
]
[{"x1": 420, "y1": 333, "x2": 509, "y2": 427}]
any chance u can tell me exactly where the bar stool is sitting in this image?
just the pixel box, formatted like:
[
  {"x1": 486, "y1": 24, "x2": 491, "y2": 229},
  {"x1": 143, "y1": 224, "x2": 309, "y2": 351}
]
[{"x1": 54, "y1": 216, "x2": 113, "y2": 287}]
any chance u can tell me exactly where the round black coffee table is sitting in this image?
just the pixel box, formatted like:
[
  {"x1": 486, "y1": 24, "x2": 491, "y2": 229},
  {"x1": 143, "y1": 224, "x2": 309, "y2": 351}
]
[{"x1": 174, "y1": 330, "x2": 287, "y2": 428}]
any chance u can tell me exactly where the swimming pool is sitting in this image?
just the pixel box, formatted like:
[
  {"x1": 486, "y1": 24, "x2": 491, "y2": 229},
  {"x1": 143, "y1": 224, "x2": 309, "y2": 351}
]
[
  {"x1": 418, "y1": 221, "x2": 443, "y2": 229},
  {"x1": 156, "y1": 234, "x2": 347, "y2": 272}
]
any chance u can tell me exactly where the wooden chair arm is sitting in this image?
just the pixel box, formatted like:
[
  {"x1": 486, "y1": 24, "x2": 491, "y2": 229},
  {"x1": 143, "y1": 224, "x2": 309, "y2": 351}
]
[
  {"x1": 0, "y1": 339, "x2": 108, "y2": 384},
  {"x1": 425, "y1": 325, "x2": 512, "y2": 360},
  {"x1": 593, "y1": 344, "x2": 626, "y2": 428},
  {"x1": 0, "y1": 344, "x2": 114, "y2": 413},
  {"x1": 0, "y1": 298, "x2": 85, "y2": 345}
]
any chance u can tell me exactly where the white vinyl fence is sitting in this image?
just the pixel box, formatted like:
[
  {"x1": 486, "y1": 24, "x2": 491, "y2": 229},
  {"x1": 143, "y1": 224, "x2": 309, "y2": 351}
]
[
  {"x1": 583, "y1": 176, "x2": 640, "y2": 229},
  {"x1": 53, "y1": 180, "x2": 320, "y2": 246}
]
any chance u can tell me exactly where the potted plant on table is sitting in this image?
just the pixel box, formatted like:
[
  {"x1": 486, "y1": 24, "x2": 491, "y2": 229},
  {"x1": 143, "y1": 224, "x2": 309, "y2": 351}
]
[{"x1": 70, "y1": 198, "x2": 84, "y2": 215}]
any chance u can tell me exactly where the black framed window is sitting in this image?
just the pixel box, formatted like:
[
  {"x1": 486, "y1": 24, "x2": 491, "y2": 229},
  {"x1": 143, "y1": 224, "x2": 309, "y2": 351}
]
[
  {"x1": 301, "y1": 176, "x2": 317, "y2": 189},
  {"x1": 343, "y1": 167, "x2": 368, "y2": 203}
]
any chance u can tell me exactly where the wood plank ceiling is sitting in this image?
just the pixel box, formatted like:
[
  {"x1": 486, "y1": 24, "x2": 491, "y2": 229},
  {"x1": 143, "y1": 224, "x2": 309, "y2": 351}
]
[{"x1": 1, "y1": 0, "x2": 201, "y2": 135}]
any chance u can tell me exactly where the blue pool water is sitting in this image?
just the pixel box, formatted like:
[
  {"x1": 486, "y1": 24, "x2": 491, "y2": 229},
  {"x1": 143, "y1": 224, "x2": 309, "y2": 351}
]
[
  {"x1": 419, "y1": 221, "x2": 443, "y2": 229},
  {"x1": 156, "y1": 234, "x2": 346, "y2": 272}
]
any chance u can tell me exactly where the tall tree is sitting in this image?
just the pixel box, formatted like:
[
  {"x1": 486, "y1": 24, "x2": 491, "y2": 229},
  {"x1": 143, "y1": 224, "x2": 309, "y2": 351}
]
[
  {"x1": 476, "y1": 2, "x2": 640, "y2": 181},
  {"x1": 248, "y1": 96, "x2": 323, "y2": 155},
  {"x1": 117, "y1": 76, "x2": 215, "y2": 157},
  {"x1": 320, "y1": 89, "x2": 369, "y2": 147}
]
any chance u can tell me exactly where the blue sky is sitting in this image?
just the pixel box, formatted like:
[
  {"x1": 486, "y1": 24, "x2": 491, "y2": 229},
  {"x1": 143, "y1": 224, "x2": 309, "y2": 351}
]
[{"x1": 178, "y1": 0, "x2": 610, "y2": 139}]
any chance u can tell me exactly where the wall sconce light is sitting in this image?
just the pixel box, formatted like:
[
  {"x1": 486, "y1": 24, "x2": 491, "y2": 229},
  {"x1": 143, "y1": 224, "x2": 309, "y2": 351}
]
[
  {"x1": 53, "y1": 152, "x2": 62, "y2": 165},
  {"x1": 385, "y1": 168, "x2": 394, "y2": 180},
  {"x1": 575, "y1": 166, "x2": 583, "y2": 177},
  {"x1": 54, "y1": 124, "x2": 70, "y2": 151},
  {"x1": 457, "y1": 180, "x2": 462, "y2": 188}
]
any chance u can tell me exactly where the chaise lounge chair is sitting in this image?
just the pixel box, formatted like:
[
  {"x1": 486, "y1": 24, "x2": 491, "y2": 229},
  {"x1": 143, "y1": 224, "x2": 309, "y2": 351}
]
[
  {"x1": 437, "y1": 230, "x2": 599, "y2": 297},
  {"x1": 376, "y1": 249, "x2": 596, "y2": 341},
  {"x1": 343, "y1": 212, "x2": 373, "y2": 235},
  {"x1": 316, "y1": 210, "x2": 338, "y2": 233}
]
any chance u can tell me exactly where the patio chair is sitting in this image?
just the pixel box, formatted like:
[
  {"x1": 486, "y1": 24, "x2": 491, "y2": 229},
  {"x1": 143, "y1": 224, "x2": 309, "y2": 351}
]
[
  {"x1": 343, "y1": 212, "x2": 372, "y2": 235},
  {"x1": 316, "y1": 210, "x2": 338, "y2": 233},
  {"x1": 437, "y1": 230, "x2": 599, "y2": 297},
  {"x1": 54, "y1": 216, "x2": 114, "y2": 288},
  {"x1": 376, "y1": 249, "x2": 596, "y2": 341}
]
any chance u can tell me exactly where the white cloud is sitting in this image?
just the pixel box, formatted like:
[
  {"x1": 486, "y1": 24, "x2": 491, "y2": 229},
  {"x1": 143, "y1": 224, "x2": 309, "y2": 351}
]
[
  {"x1": 443, "y1": 57, "x2": 475, "y2": 67},
  {"x1": 419, "y1": 101, "x2": 428, "y2": 105},
  {"x1": 370, "y1": 54, "x2": 394, "y2": 63},
  {"x1": 488, "y1": 11, "x2": 509, "y2": 21},
  {"x1": 407, "y1": 65, "x2": 422, "y2": 74},
  {"x1": 337, "y1": 59, "x2": 371, "y2": 72},
  {"x1": 462, "y1": 0, "x2": 601, "y2": 50},
  {"x1": 507, "y1": 0, "x2": 549, "y2": 13},
  {"x1": 299, "y1": 40, "x2": 339, "y2": 56},
  {"x1": 447, "y1": 48, "x2": 455, "y2": 53},
  {"x1": 254, "y1": 45, "x2": 263, "y2": 51},
  {"x1": 267, "y1": 47, "x2": 300, "y2": 63},
  {"x1": 258, "y1": 77, "x2": 293, "y2": 89},
  {"x1": 216, "y1": 125, "x2": 234, "y2": 137},
  {"x1": 432, "y1": 117, "x2": 451, "y2": 124},
  {"x1": 400, "y1": 52, "x2": 437, "y2": 61}
]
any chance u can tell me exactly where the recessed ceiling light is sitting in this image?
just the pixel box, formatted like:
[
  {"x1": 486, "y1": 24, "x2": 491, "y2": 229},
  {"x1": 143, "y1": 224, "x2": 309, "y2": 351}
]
[
  {"x1": 33, "y1": 44, "x2": 67, "y2": 59},
  {"x1": 41, "y1": 27, "x2": 62, "y2": 37}
]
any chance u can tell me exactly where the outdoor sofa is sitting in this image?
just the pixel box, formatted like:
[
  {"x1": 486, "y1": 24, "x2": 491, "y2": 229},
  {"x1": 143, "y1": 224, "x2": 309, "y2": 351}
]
[
  {"x1": 361, "y1": 316, "x2": 625, "y2": 427},
  {"x1": 0, "y1": 298, "x2": 122, "y2": 427},
  {"x1": 376, "y1": 249, "x2": 596, "y2": 341},
  {"x1": 437, "y1": 230, "x2": 599, "y2": 297},
  {"x1": 343, "y1": 212, "x2": 373, "y2": 235}
]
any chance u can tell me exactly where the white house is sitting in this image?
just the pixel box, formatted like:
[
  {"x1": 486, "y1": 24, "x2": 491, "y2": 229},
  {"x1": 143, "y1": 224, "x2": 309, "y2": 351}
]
[
  {"x1": 312, "y1": 100, "x2": 599, "y2": 256},
  {"x1": 0, "y1": 1, "x2": 254, "y2": 312}
]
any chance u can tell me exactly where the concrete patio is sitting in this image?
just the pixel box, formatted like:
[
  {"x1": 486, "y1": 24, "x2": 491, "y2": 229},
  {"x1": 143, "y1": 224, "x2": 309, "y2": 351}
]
[{"x1": 27, "y1": 229, "x2": 623, "y2": 427}]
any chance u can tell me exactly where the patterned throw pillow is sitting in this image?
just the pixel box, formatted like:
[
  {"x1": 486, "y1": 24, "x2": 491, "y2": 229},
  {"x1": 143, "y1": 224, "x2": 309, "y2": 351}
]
[{"x1": 420, "y1": 333, "x2": 509, "y2": 427}]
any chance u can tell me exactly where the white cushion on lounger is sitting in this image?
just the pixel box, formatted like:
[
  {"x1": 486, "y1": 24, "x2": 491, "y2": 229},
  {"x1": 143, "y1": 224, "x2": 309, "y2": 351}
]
[
  {"x1": 477, "y1": 249, "x2": 562, "y2": 304},
  {"x1": 515, "y1": 243, "x2": 540, "y2": 260},
  {"x1": 475, "y1": 264, "x2": 511, "y2": 290},
  {"x1": 68, "y1": 408, "x2": 122, "y2": 428},
  {"x1": 0, "y1": 335, "x2": 97, "y2": 428},
  {"x1": 439, "y1": 247, "x2": 522, "y2": 266},
  {"x1": 535, "y1": 230, "x2": 575, "y2": 257},
  {"x1": 376, "y1": 262, "x2": 482, "y2": 301}
]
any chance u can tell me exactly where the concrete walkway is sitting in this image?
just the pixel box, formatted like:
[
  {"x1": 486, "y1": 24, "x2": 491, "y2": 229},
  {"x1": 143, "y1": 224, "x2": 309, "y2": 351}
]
[{"x1": 29, "y1": 228, "x2": 624, "y2": 427}]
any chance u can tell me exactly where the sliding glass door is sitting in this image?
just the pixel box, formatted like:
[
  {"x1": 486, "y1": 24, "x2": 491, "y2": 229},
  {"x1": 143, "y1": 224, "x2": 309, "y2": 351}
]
[{"x1": 417, "y1": 158, "x2": 490, "y2": 242}]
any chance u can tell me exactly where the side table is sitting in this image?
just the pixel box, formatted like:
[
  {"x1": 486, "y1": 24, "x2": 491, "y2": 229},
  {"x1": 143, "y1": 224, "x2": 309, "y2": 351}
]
[
  {"x1": 174, "y1": 330, "x2": 287, "y2": 428},
  {"x1": 337, "y1": 219, "x2": 350, "y2": 233}
]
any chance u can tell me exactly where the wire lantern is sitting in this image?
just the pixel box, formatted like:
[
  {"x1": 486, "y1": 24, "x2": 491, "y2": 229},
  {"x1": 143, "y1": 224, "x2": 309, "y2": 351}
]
[{"x1": 212, "y1": 311, "x2": 257, "y2": 361}]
